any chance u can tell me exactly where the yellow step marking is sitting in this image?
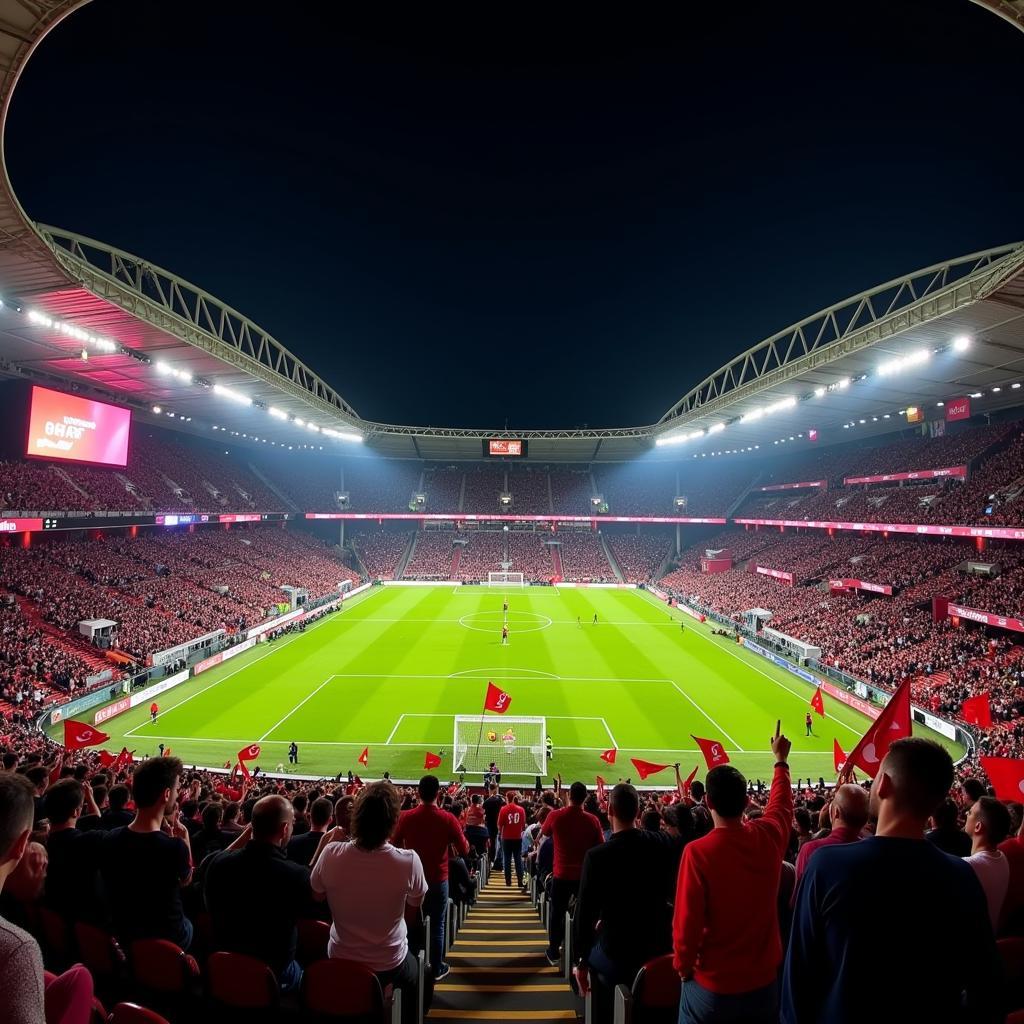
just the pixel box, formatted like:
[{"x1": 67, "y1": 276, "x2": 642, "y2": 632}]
[
  {"x1": 455, "y1": 939, "x2": 544, "y2": 946},
  {"x1": 447, "y1": 952, "x2": 546, "y2": 960},
  {"x1": 428, "y1": 1012, "x2": 577, "y2": 1020},
  {"x1": 458, "y1": 928, "x2": 547, "y2": 935},
  {"x1": 440, "y1": 984, "x2": 563, "y2": 993},
  {"x1": 448, "y1": 966, "x2": 560, "y2": 975}
]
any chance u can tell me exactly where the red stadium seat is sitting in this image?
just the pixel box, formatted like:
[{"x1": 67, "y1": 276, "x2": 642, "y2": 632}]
[
  {"x1": 38, "y1": 907, "x2": 73, "y2": 963},
  {"x1": 73, "y1": 922, "x2": 125, "y2": 980},
  {"x1": 206, "y1": 951, "x2": 279, "y2": 1010},
  {"x1": 297, "y1": 919, "x2": 331, "y2": 967},
  {"x1": 107, "y1": 1003, "x2": 170, "y2": 1024},
  {"x1": 130, "y1": 939, "x2": 200, "y2": 993},
  {"x1": 302, "y1": 958, "x2": 394, "y2": 1021}
]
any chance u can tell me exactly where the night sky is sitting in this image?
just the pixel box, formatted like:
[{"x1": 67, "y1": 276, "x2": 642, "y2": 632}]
[{"x1": 7, "y1": 0, "x2": 1023, "y2": 430}]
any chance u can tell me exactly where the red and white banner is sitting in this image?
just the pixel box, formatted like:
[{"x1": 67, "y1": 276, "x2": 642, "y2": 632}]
[
  {"x1": 0, "y1": 517, "x2": 44, "y2": 533},
  {"x1": 828, "y1": 578, "x2": 894, "y2": 596},
  {"x1": 819, "y1": 680, "x2": 880, "y2": 720},
  {"x1": 754, "y1": 565, "x2": 794, "y2": 585},
  {"x1": 94, "y1": 697, "x2": 130, "y2": 725},
  {"x1": 945, "y1": 397, "x2": 971, "y2": 422},
  {"x1": 678, "y1": 602, "x2": 707, "y2": 623},
  {"x1": 218, "y1": 513, "x2": 262, "y2": 523},
  {"x1": 842, "y1": 466, "x2": 967, "y2": 485},
  {"x1": 701, "y1": 557, "x2": 732, "y2": 573},
  {"x1": 948, "y1": 603, "x2": 1024, "y2": 634},
  {"x1": 733, "y1": 518, "x2": 1024, "y2": 541},
  {"x1": 755, "y1": 480, "x2": 827, "y2": 492}
]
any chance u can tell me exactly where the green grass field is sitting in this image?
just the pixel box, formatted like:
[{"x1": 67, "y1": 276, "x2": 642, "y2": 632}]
[{"x1": 55, "y1": 585, "x2": 962, "y2": 784}]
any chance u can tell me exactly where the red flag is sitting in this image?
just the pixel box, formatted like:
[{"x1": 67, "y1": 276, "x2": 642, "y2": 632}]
[
  {"x1": 113, "y1": 748, "x2": 134, "y2": 772},
  {"x1": 961, "y1": 695, "x2": 992, "y2": 729},
  {"x1": 484, "y1": 681, "x2": 512, "y2": 714},
  {"x1": 846, "y1": 676, "x2": 912, "y2": 778},
  {"x1": 980, "y1": 756, "x2": 1024, "y2": 801},
  {"x1": 424, "y1": 751, "x2": 442, "y2": 770},
  {"x1": 63, "y1": 720, "x2": 110, "y2": 750},
  {"x1": 682, "y1": 764, "x2": 699, "y2": 795},
  {"x1": 692, "y1": 735, "x2": 730, "y2": 769},
  {"x1": 833, "y1": 738, "x2": 847, "y2": 774},
  {"x1": 596, "y1": 775, "x2": 607, "y2": 803},
  {"x1": 98, "y1": 750, "x2": 116, "y2": 767},
  {"x1": 599, "y1": 748, "x2": 617, "y2": 765},
  {"x1": 237, "y1": 743, "x2": 261, "y2": 763},
  {"x1": 810, "y1": 687, "x2": 825, "y2": 717},
  {"x1": 631, "y1": 758, "x2": 670, "y2": 781},
  {"x1": 358, "y1": 746, "x2": 369, "y2": 767},
  {"x1": 237, "y1": 760, "x2": 251, "y2": 781}
]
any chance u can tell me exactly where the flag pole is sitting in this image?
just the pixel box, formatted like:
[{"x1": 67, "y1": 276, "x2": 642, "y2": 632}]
[{"x1": 474, "y1": 695, "x2": 487, "y2": 763}]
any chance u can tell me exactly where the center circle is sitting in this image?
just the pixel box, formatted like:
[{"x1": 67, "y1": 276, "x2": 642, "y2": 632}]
[{"x1": 459, "y1": 610, "x2": 553, "y2": 634}]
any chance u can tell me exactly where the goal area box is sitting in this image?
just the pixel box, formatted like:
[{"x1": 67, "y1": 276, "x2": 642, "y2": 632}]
[
  {"x1": 486, "y1": 571, "x2": 525, "y2": 587},
  {"x1": 453, "y1": 715, "x2": 546, "y2": 775}
]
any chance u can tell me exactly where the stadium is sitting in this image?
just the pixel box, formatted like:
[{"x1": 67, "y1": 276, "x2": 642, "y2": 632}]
[{"x1": 0, "y1": 2, "x2": 1023, "y2": 1023}]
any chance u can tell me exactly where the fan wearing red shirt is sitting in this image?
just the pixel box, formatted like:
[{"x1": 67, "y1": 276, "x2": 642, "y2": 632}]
[
  {"x1": 673, "y1": 730, "x2": 792, "y2": 1024},
  {"x1": 392, "y1": 775, "x2": 469, "y2": 981},
  {"x1": 541, "y1": 781, "x2": 603, "y2": 965},
  {"x1": 497, "y1": 791, "x2": 526, "y2": 887}
]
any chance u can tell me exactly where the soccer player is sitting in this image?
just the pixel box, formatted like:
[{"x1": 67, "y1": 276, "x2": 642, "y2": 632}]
[
  {"x1": 593, "y1": 613, "x2": 598, "y2": 625},
  {"x1": 680, "y1": 620, "x2": 685, "y2": 633},
  {"x1": 150, "y1": 702, "x2": 159, "y2": 723},
  {"x1": 503, "y1": 728, "x2": 516, "y2": 753},
  {"x1": 546, "y1": 735, "x2": 554, "y2": 762},
  {"x1": 577, "y1": 616, "x2": 581, "y2": 628},
  {"x1": 288, "y1": 741, "x2": 299, "y2": 765},
  {"x1": 805, "y1": 711, "x2": 813, "y2": 737},
  {"x1": 501, "y1": 623, "x2": 509, "y2": 646},
  {"x1": 503, "y1": 598, "x2": 509, "y2": 614}
]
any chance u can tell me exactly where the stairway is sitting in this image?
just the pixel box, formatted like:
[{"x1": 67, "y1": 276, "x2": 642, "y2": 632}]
[
  {"x1": 450, "y1": 544, "x2": 463, "y2": 580},
  {"x1": 549, "y1": 544, "x2": 564, "y2": 580},
  {"x1": 13, "y1": 595, "x2": 113, "y2": 675},
  {"x1": 431, "y1": 872, "x2": 579, "y2": 1021},
  {"x1": 599, "y1": 534, "x2": 624, "y2": 583}
]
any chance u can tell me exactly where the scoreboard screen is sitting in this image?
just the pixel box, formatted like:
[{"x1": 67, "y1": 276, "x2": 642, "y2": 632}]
[{"x1": 484, "y1": 438, "x2": 527, "y2": 457}]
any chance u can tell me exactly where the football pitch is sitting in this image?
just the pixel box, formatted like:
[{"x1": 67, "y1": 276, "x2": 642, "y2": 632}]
[{"x1": 60, "y1": 585, "x2": 963, "y2": 784}]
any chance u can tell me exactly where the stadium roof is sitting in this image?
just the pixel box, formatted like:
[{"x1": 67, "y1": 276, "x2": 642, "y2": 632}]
[{"x1": 1, "y1": 0, "x2": 1023, "y2": 464}]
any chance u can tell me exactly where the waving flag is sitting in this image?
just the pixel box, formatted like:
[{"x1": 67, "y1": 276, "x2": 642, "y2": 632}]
[
  {"x1": 961, "y1": 695, "x2": 992, "y2": 729},
  {"x1": 980, "y1": 756, "x2": 1024, "y2": 801},
  {"x1": 631, "y1": 758, "x2": 670, "y2": 781},
  {"x1": 63, "y1": 720, "x2": 109, "y2": 750},
  {"x1": 358, "y1": 746, "x2": 369, "y2": 767},
  {"x1": 692, "y1": 735, "x2": 730, "y2": 769},
  {"x1": 98, "y1": 750, "x2": 117, "y2": 767},
  {"x1": 596, "y1": 775, "x2": 607, "y2": 803},
  {"x1": 599, "y1": 748, "x2": 617, "y2": 766},
  {"x1": 810, "y1": 687, "x2": 825, "y2": 717},
  {"x1": 113, "y1": 748, "x2": 134, "y2": 772},
  {"x1": 682, "y1": 764, "x2": 700, "y2": 796},
  {"x1": 424, "y1": 751, "x2": 443, "y2": 770},
  {"x1": 844, "y1": 676, "x2": 911, "y2": 779},
  {"x1": 833, "y1": 738, "x2": 847, "y2": 774},
  {"x1": 484, "y1": 681, "x2": 512, "y2": 714},
  {"x1": 237, "y1": 743, "x2": 261, "y2": 764}
]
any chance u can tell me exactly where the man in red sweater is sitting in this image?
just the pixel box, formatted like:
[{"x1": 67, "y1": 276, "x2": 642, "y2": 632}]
[
  {"x1": 497, "y1": 790, "x2": 526, "y2": 887},
  {"x1": 673, "y1": 729, "x2": 792, "y2": 1023},
  {"x1": 392, "y1": 775, "x2": 469, "y2": 981},
  {"x1": 793, "y1": 782, "x2": 868, "y2": 887},
  {"x1": 541, "y1": 781, "x2": 604, "y2": 965}
]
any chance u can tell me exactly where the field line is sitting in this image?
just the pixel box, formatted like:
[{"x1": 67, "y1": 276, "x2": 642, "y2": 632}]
[
  {"x1": 257, "y1": 676, "x2": 337, "y2": 742},
  {"x1": 600, "y1": 718, "x2": 619, "y2": 749},
  {"x1": 385, "y1": 715, "x2": 406, "y2": 745},
  {"x1": 668, "y1": 681, "x2": 743, "y2": 750}
]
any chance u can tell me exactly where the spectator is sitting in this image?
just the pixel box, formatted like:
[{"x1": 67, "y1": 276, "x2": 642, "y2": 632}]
[
  {"x1": 0, "y1": 772, "x2": 45, "y2": 1024},
  {"x1": 287, "y1": 796, "x2": 333, "y2": 867},
  {"x1": 205, "y1": 795, "x2": 311, "y2": 991},
  {"x1": 100, "y1": 784, "x2": 133, "y2": 830},
  {"x1": 925, "y1": 798, "x2": 972, "y2": 857},
  {"x1": 541, "y1": 781, "x2": 604, "y2": 966},
  {"x1": 673, "y1": 731, "x2": 793, "y2": 1024},
  {"x1": 782, "y1": 738, "x2": 1001, "y2": 1023},
  {"x1": 392, "y1": 774, "x2": 470, "y2": 981},
  {"x1": 573, "y1": 782, "x2": 685, "y2": 1010},
  {"x1": 793, "y1": 784, "x2": 869, "y2": 887},
  {"x1": 310, "y1": 782, "x2": 429, "y2": 1023},
  {"x1": 999, "y1": 816, "x2": 1024, "y2": 936},
  {"x1": 497, "y1": 790, "x2": 526, "y2": 888},
  {"x1": 42, "y1": 779, "x2": 106, "y2": 924},
  {"x1": 464, "y1": 794, "x2": 489, "y2": 857},
  {"x1": 965, "y1": 797, "x2": 1012, "y2": 930},
  {"x1": 191, "y1": 803, "x2": 228, "y2": 864},
  {"x1": 99, "y1": 755, "x2": 194, "y2": 949},
  {"x1": 483, "y1": 783, "x2": 504, "y2": 868}
]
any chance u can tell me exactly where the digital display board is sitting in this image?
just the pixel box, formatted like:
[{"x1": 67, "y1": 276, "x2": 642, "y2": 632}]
[
  {"x1": 485, "y1": 438, "x2": 526, "y2": 457},
  {"x1": 25, "y1": 386, "x2": 131, "y2": 467}
]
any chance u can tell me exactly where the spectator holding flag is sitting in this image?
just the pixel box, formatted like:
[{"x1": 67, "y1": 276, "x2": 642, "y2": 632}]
[
  {"x1": 673, "y1": 727, "x2": 792, "y2": 1023},
  {"x1": 783, "y1": 738, "x2": 1001, "y2": 1023}
]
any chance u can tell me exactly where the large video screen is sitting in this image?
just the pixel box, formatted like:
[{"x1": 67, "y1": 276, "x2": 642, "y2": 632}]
[
  {"x1": 484, "y1": 438, "x2": 527, "y2": 457},
  {"x1": 25, "y1": 386, "x2": 131, "y2": 468}
]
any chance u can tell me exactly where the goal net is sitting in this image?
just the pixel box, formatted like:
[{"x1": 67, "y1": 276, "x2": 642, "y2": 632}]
[
  {"x1": 486, "y1": 571, "x2": 525, "y2": 587},
  {"x1": 453, "y1": 715, "x2": 546, "y2": 776}
]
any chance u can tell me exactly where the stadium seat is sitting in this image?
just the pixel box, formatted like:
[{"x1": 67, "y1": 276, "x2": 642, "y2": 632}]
[
  {"x1": 302, "y1": 958, "x2": 401, "y2": 1022},
  {"x1": 998, "y1": 937, "x2": 1024, "y2": 1012},
  {"x1": 129, "y1": 939, "x2": 200, "y2": 993},
  {"x1": 37, "y1": 906, "x2": 73, "y2": 965},
  {"x1": 107, "y1": 1003, "x2": 170, "y2": 1024},
  {"x1": 206, "y1": 951, "x2": 279, "y2": 1010},
  {"x1": 73, "y1": 922, "x2": 126, "y2": 982},
  {"x1": 297, "y1": 918, "x2": 332, "y2": 967},
  {"x1": 612, "y1": 954, "x2": 681, "y2": 1024}
]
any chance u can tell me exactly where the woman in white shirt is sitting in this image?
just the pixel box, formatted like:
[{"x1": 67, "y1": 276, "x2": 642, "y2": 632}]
[{"x1": 311, "y1": 781, "x2": 428, "y2": 1017}]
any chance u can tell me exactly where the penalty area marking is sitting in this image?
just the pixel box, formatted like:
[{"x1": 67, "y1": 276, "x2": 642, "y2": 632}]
[{"x1": 447, "y1": 667, "x2": 559, "y2": 679}]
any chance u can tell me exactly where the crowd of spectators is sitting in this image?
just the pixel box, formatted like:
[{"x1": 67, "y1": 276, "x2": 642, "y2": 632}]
[
  {"x1": 557, "y1": 532, "x2": 614, "y2": 582},
  {"x1": 455, "y1": 532, "x2": 505, "y2": 581},
  {"x1": 422, "y1": 467, "x2": 463, "y2": 514},
  {"x1": 507, "y1": 467, "x2": 551, "y2": 514},
  {"x1": 548, "y1": 469, "x2": 596, "y2": 514},
  {"x1": 461, "y1": 469, "x2": 505, "y2": 515},
  {"x1": 403, "y1": 532, "x2": 454, "y2": 579},
  {"x1": 604, "y1": 530, "x2": 673, "y2": 583},
  {"x1": 350, "y1": 529, "x2": 413, "y2": 579},
  {"x1": 506, "y1": 531, "x2": 556, "y2": 581}
]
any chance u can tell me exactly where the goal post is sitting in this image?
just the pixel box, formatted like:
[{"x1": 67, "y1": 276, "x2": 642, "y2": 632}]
[
  {"x1": 486, "y1": 571, "x2": 525, "y2": 588},
  {"x1": 453, "y1": 715, "x2": 547, "y2": 776}
]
